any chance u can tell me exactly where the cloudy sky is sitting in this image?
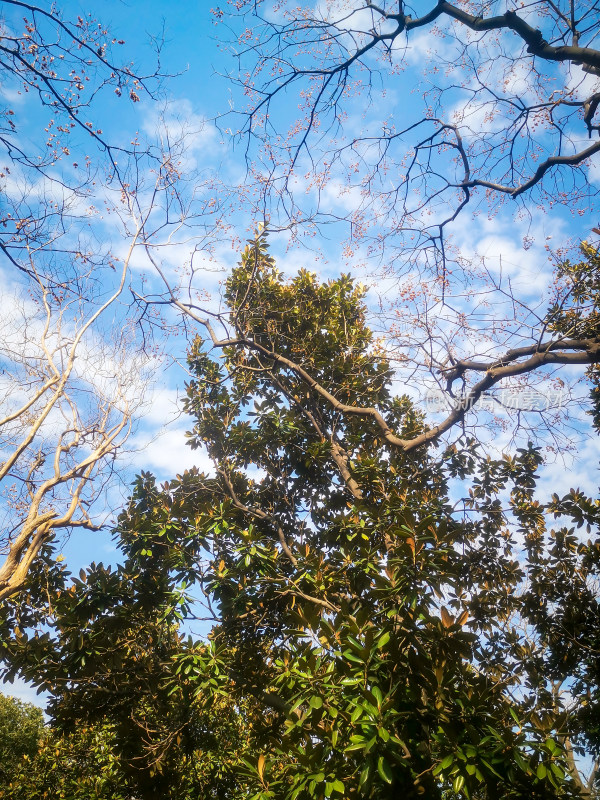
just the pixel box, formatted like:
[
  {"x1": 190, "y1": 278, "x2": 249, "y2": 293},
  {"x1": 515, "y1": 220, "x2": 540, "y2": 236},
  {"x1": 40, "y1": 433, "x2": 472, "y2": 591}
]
[{"x1": 2, "y1": 0, "x2": 600, "y2": 703}]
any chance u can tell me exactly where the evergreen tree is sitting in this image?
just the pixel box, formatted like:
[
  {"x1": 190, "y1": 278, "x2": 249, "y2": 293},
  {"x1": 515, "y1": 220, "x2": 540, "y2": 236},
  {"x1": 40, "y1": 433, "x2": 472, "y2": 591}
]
[{"x1": 2, "y1": 235, "x2": 599, "y2": 798}]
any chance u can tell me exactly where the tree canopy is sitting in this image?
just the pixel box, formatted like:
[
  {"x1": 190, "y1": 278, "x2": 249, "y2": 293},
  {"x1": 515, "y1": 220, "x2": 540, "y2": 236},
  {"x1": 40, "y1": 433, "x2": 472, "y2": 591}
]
[
  {"x1": 2, "y1": 234, "x2": 599, "y2": 798},
  {"x1": 0, "y1": 693, "x2": 44, "y2": 786},
  {"x1": 193, "y1": 0, "x2": 600, "y2": 452},
  {"x1": 1, "y1": 2, "x2": 600, "y2": 798}
]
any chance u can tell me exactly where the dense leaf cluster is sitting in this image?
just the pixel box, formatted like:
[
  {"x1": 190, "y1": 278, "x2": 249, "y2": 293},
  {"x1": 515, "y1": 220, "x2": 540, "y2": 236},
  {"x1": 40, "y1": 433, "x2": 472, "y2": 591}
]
[{"x1": 1, "y1": 236, "x2": 599, "y2": 799}]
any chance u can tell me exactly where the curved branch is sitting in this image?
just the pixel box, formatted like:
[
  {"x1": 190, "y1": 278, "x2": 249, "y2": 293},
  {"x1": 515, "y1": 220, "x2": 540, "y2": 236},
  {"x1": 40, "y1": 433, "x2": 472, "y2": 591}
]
[
  {"x1": 463, "y1": 140, "x2": 600, "y2": 197},
  {"x1": 216, "y1": 467, "x2": 299, "y2": 567},
  {"x1": 201, "y1": 326, "x2": 600, "y2": 454},
  {"x1": 369, "y1": 1, "x2": 600, "y2": 72}
]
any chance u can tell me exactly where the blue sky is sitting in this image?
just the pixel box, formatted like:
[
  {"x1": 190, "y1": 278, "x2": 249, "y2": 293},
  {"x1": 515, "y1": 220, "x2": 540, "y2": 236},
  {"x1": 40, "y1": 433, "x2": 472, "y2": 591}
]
[
  {"x1": 0, "y1": 0, "x2": 596, "y2": 546},
  {"x1": 2, "y1": 0, "x2": 600, "y2": 708}
]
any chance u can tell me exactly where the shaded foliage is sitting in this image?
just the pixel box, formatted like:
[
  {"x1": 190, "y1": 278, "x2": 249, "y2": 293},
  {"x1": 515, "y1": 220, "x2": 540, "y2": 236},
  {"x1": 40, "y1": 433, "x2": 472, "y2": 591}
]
[
  {"x1": 0, "y1": 693, "x2": 44, "y2": 786},
  {"x1": 0, "y1": 505, "x2": 259, "y2": 800}
]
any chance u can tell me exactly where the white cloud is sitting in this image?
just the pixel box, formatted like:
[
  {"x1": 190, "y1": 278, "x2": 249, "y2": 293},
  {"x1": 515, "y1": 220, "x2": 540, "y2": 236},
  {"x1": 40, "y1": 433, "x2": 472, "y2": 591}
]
[
  {"x1": 129, "y1": 423, "x2": 213, "y2": 480},
  {"x1": 1, "y1": 676, "x2": 47, "y2": 710},
  {"x1": 0, "y1": 83, "x2": 25, "y2": 106},
  {"x1": 141, "y1": 98, "x2": 222, "y2": 172},
  {"x1": 127, "y1": 383, "x2": 213, "y2": 481},
  {"x1": 450, "y1": 207, "x2": 563, "y2": 294},
  {"x1": 536, "y1": 433, "x2": 600, "y2": 500},
  {"x1": 564, "y1": 64, "x2": 600, "y2": 103},
  {"x1": 314, "y1": 0, "x2": 394, "y2": 42}
]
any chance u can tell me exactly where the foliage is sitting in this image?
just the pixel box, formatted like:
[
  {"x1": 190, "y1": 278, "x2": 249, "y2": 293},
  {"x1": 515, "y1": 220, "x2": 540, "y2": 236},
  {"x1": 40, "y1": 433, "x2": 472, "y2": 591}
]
[
  {"x1": 547, "y1": 242, "x2": 600, "y2": 432},
  {"x1": 0, "y1": 503, "x2": 258, "y2": 800},
  {"x1": 175, "y1": 236, "x2": 600, "y2": 798},
  {"x1": 0, "y1": 693, "x2": 44, "y2": 786},
  {"x1": 3, "y1": 721, "x2": 129, "y2": 800},
  {"x1": 3, "y1": 235, "x2": 600, "y2": 798},
  {"x1": 193, "y1": 0, "x2": 600, "y2": 457},
  {"x1": 0, "y1": 708, "x2": 258, "y2": 800}
]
